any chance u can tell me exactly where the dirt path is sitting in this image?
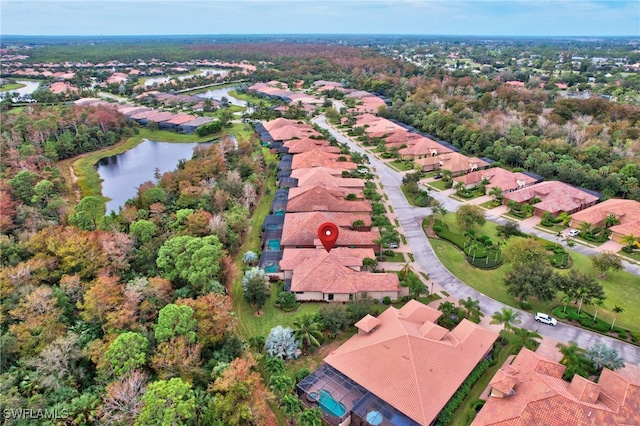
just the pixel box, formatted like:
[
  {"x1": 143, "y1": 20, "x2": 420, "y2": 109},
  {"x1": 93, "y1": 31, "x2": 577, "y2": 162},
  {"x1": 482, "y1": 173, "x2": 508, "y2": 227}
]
[{"x1": 68, "y1": 165, "x2": 81, "y2": 204}]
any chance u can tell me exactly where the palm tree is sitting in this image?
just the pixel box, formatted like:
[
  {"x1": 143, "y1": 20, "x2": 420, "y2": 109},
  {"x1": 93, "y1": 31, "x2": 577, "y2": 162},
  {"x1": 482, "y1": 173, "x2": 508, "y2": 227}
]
[
  {"x1": 562, "y1": 294, "x2": 572, "y2": 314},
  {"x1": 621, "y1": 234, "x2": 638, "y2": 251},
  {"x1": 507, "y1": 200, "x2": 519, "y2": 213},
  {"x1": 458, "y1": 297, "x2": 484, "y2": 323},
  {"x1": 292, "y1": 314, "x2": 323, "y2": 352},
  {"x1": 488, "y1": 186, "x2": 503, "y2": 204},
  {"x1": 610, "y1": 305, "x2": 624, "y2": 331},
  {"x1": 575, "y1": 286, "x2": 590, "y2": 314},
  {"x1": 592, "y1": 298, "x2": 605, "y2": 323},
  {"x1": 579, "y1": 221, "x2": 592, "y2": 235},
  {"x1": 432, "y1": 205, "x2": 448, "y2": 225},
  {"x1": 280, "y1": 394, "x2": 303, "y2": 425},
  {"x1": 556, "y1": 341, "x2": 590, "y2": 380},
  {"x1": 362, "y1": 257, "x2": 378, "y2": 272},
  {"x1": 513, "y1": 327, "x2": 542, "y2": 350},
  {"x1": 490, "y1": 307, "x2": 522, "y2": 332},
  {"x1": 453, "y1": 180, "x2": 465, "y2": 192},
  {"x1": 441, "y1": 169, "x2": 452, "y2": 182},
  {"x1": 604, "y1": 214, "x2": 621, "y2": 228}
]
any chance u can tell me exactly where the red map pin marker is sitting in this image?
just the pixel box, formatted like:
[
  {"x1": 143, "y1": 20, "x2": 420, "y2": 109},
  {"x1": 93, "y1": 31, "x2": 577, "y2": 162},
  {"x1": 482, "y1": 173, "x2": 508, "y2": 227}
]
[{"x1": 318, "y1": 222, "x2": 339, "y2": 253}]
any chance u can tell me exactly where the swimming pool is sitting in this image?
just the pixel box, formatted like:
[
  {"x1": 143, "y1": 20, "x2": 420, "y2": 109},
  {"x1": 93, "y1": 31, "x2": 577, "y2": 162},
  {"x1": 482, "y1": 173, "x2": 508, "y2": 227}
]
[
  {"x1": 267, "y1": 240, "x2": 281, "y2": 250},
  {"x1": 310, "y1": 389, "x2": 347, "y2": 418}
]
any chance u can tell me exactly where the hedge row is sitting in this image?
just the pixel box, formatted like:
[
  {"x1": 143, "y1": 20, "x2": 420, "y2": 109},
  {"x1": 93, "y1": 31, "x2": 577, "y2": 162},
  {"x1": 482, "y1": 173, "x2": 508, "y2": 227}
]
[{"x1": 434, "y1": 357, "x2": 492, "y2": 426}]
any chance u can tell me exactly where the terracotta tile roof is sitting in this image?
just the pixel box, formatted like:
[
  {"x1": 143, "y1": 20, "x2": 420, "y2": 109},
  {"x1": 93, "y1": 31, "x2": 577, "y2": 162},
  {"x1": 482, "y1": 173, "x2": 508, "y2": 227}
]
[
  {"x1": 571, "y1": 199, "x2": 640, "y2": 237},
  {"x1": 289, "y1": 254, "x2": 399, "y2": 294},
  {"x1": 49, "y1": 81, "x2": 78, "y2": 94},
  {"x1": 286, "y1": 184, "x2": 371, "y2": 213},
  {"x1": 268, "y1": 125, "x2": 322, "y2": 142},
  {"x1": 180, "y1": 117, "x2": 214, "y2": 127},
  {"x1": 453, "y1": 167, "x2": 538, "y2": 192},
  {"x1": 415, "y1": 152, "x2": 490, "y2": 174},
  {"x1": 290, "y1": 149, "x2": 357, "y2": 170},
  {"x1": 399, "y1": 137, "x2": 453, "y2": 157},
  {"x1": 504, "y1": 182, "x2": 599, "y2": 215},
  {"x1": 165, "y1": 114, "x2": 197, "y2": 125},
  {"x1": 355, "y1": 314, "x2": 381, "y2": 332},
  {"x1": 472, "y1": 349, "x2": 640, "y2": 426},
  {"x1": 280, "y1": 247, "x2": 374, "y2": 271},
  {"x1": 288, "y1": 182, "x2": 363, "y2": 200},
  {"x1": 384, "y1": 130, "x2": 422, "y2": 144},
  {"x1": 354, "y1": 113, "x2": 383, "y2": 127},
  {"x1": 293, "y1": 169, "x2": 365, "y2": 190},
  {"x1": 290, "y1": 167, "x2": 345, "y2": 179},
  {"x1": 141, "y1": 111, "x2": 176, "y2": 122},
  {"x1": 325, "y1": 301, "x2": 498, "y2": 425},
  {"x1": 281, "y1": 212, "x2": 378, "y2": 248},
  {"x1": 285, "y1": 140, "x2": 340, "y2": 154},
  {"x1": 263, "y1": 117, "x2": 306, "y2": 131},
  {"x1": 363, "y1": 118, "x2": 405, "y2": 136}
]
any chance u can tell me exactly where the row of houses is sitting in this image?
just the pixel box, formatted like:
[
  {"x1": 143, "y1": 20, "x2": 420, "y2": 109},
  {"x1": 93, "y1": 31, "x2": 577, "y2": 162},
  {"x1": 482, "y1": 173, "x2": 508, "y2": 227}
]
[
  {"x1": 255, "y1": 117, "x2": 403, "y2": 303},
  {"x1": 343, "y1": 106, "x2": 640, "y2": 237},
  {"x1": 251, "y1": 91, "x2": 640, "y2": 426},
  {"x1": 73, "y1": 98, "x2": 215, "y2": 133}
]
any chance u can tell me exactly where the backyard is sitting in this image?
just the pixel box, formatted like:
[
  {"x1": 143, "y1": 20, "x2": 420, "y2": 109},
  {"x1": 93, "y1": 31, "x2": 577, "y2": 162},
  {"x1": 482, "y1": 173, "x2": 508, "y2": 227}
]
[{"x1": 428, "y1": 214, "x2": 640, "y2": 334}]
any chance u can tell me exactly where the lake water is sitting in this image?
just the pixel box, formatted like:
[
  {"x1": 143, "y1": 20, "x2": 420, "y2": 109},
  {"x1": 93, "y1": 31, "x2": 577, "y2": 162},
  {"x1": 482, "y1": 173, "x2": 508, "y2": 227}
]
[
  {"x1": 0, "y1": 80, "x2": 41, "y2": 96},
  {"x1": 96, "y1": 139, "x2": 211, "y2": 213},
  {"x1": 197, "y1": 86, "x2": 247, "y2": 107}
]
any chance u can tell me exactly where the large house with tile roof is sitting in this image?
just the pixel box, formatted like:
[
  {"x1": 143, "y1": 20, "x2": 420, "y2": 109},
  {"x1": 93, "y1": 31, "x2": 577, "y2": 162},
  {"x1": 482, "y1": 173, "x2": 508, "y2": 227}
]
[
  {"x1": 298, "y1": 300, "x2": 498, "y2": 425},
  {"x1": 503, "y1": 181, "x2": 600, "y2": 217},
  {"x1": 569, "y1": 199, "x2": 640, "y2": 243},
  {"x1": 291, "y1": 168, "x2": 365, "y2": 191},
  {"x1": 288, "y1": 182, "x2": 364, "y2": 201},
  {"x1": 279, "y1": 248, "x2": 400, "y2": 302},
  {"x1": 286, "y1": 184, "x2": 371, "y2": 214},
  {"x1": 291, "y1": 149, "x2": 358, "y2": 171},
  {"x1": 398, "y1": 136, "x2": 454, "y2": 160},
  {"x1": 472, "y1": 348, "x2": 640, "y2": 426},
  {"x1": 281, "y1": 212, "x2": 379, "y2": 249},
  {"x1": 453, "y1": 167, "x2": 540, "y2": 193},
  {"x1": 415, "y1": 152, "x2": 490, "y2": 175}
]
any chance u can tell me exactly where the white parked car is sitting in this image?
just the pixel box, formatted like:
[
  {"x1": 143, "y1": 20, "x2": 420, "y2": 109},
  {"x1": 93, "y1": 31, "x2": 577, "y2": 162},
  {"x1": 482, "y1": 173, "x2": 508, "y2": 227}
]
[
  {"x1": 534, "y1": 312, "x2": 557, "y2": 326},
  {"x1": 388, "y1": 242, "x2": 399, "y2": 249},
  {"x1": 567, "y1": 229, "x2": 580, "y2": 237}
]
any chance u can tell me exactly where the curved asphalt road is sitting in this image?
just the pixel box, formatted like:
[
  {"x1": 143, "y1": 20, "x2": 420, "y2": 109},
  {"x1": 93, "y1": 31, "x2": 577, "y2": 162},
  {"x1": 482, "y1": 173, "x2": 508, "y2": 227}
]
[{"x1": 313, "y1": 115, "x2": 640, "y2": 367}]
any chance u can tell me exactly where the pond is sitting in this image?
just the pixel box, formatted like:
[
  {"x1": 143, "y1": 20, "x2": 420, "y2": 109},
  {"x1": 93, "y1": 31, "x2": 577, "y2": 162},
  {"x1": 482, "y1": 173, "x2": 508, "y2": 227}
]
[
  {"x1": 197, "y1": 86, "x2": 247, "y2": 107},
  {"x1": 0, "y1": 80, "x2": 41, "y2": 97},
  {"x1": 96, "y1": 139, "x2": 212, "y2": 213}
]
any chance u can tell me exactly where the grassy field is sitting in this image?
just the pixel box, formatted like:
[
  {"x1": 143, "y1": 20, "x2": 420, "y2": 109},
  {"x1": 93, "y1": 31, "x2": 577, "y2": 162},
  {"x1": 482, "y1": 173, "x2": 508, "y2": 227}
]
[
  {"x1": 228, "y1": 89, "x2": 274, "y2": 106},
  {"x1": 390, "y1": 159, "x2": 415, "y2": 171},
  {"x1": 426, "y1": 179, "x2": 449, "y2": 191},
  {"x1": 0, "y1": 83, "x2": 25, "y2": 92},
  {"x1": 430, "y1": 214, "x2": 640, "y2": 333}
]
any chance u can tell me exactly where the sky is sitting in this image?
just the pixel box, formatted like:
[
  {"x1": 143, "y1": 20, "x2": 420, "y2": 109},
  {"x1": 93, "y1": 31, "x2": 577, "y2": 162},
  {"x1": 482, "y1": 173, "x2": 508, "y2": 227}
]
[{"x1": 1, "y1": 0, "x2": 639, "y2": 37}]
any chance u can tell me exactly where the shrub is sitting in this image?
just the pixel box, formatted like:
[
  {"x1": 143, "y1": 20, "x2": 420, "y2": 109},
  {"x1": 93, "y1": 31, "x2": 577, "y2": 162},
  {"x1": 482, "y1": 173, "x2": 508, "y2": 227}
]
[
  {"x1": 383, "y1": 296, "x2": 392, "y2": 305},
  {"x1": 383, "y1": 249, "x2": 394, "y2": 257},
  {"x1": 276, "y1": 291, "x2": 299, "y2": 311},
  {"x1": 631, "y1": 331, "x2": 640, "y2": 343},
  {"x1": 568, "y1": 311, "x2": 579, "y2": 321},
  {"x1": 519, "y1": 300, "x2": 532, "y2": 310},
  {"x1": 433, "y1": 225, "x2": 443, "y2": 233},
  {"x1": 618, "y1": 330, "x2": 628, "y2": 339}
]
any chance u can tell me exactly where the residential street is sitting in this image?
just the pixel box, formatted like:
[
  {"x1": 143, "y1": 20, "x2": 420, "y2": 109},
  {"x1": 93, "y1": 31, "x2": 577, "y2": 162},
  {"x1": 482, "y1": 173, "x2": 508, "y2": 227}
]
[{"x1": 313, "y1": 115, "x2": 640, "y2": 367}]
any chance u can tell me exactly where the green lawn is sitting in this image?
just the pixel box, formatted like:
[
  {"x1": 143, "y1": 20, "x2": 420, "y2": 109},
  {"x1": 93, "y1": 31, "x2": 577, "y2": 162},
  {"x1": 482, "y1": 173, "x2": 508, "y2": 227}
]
[
  {"x1": 0, "y1": 83, "x2": 25, "y2": 92},
  {"x1": 427, "y1": 179, "x2": 450, "y2": 191},
  {"x1": 618, "y1": 248, "x2": 640, "y2": 263},
  {"x1": 430, "y1": 214, "x2": 640, "y2": 333},
  {"x1": 479, "y1": 200, "x2": 501, "y2": 210},
  {"x1": 390, "y1": 159, "x2": 415, "y2": 171},
  {"x1": 383, "y1": 251, "x2": 405, "y2": 262}
]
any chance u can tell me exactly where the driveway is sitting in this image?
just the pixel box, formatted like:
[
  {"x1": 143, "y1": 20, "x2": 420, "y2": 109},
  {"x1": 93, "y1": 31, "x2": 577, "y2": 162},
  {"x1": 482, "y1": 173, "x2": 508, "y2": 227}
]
[{"x1": 313, "y1": 115, "x2": 640, "y2": 367}]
